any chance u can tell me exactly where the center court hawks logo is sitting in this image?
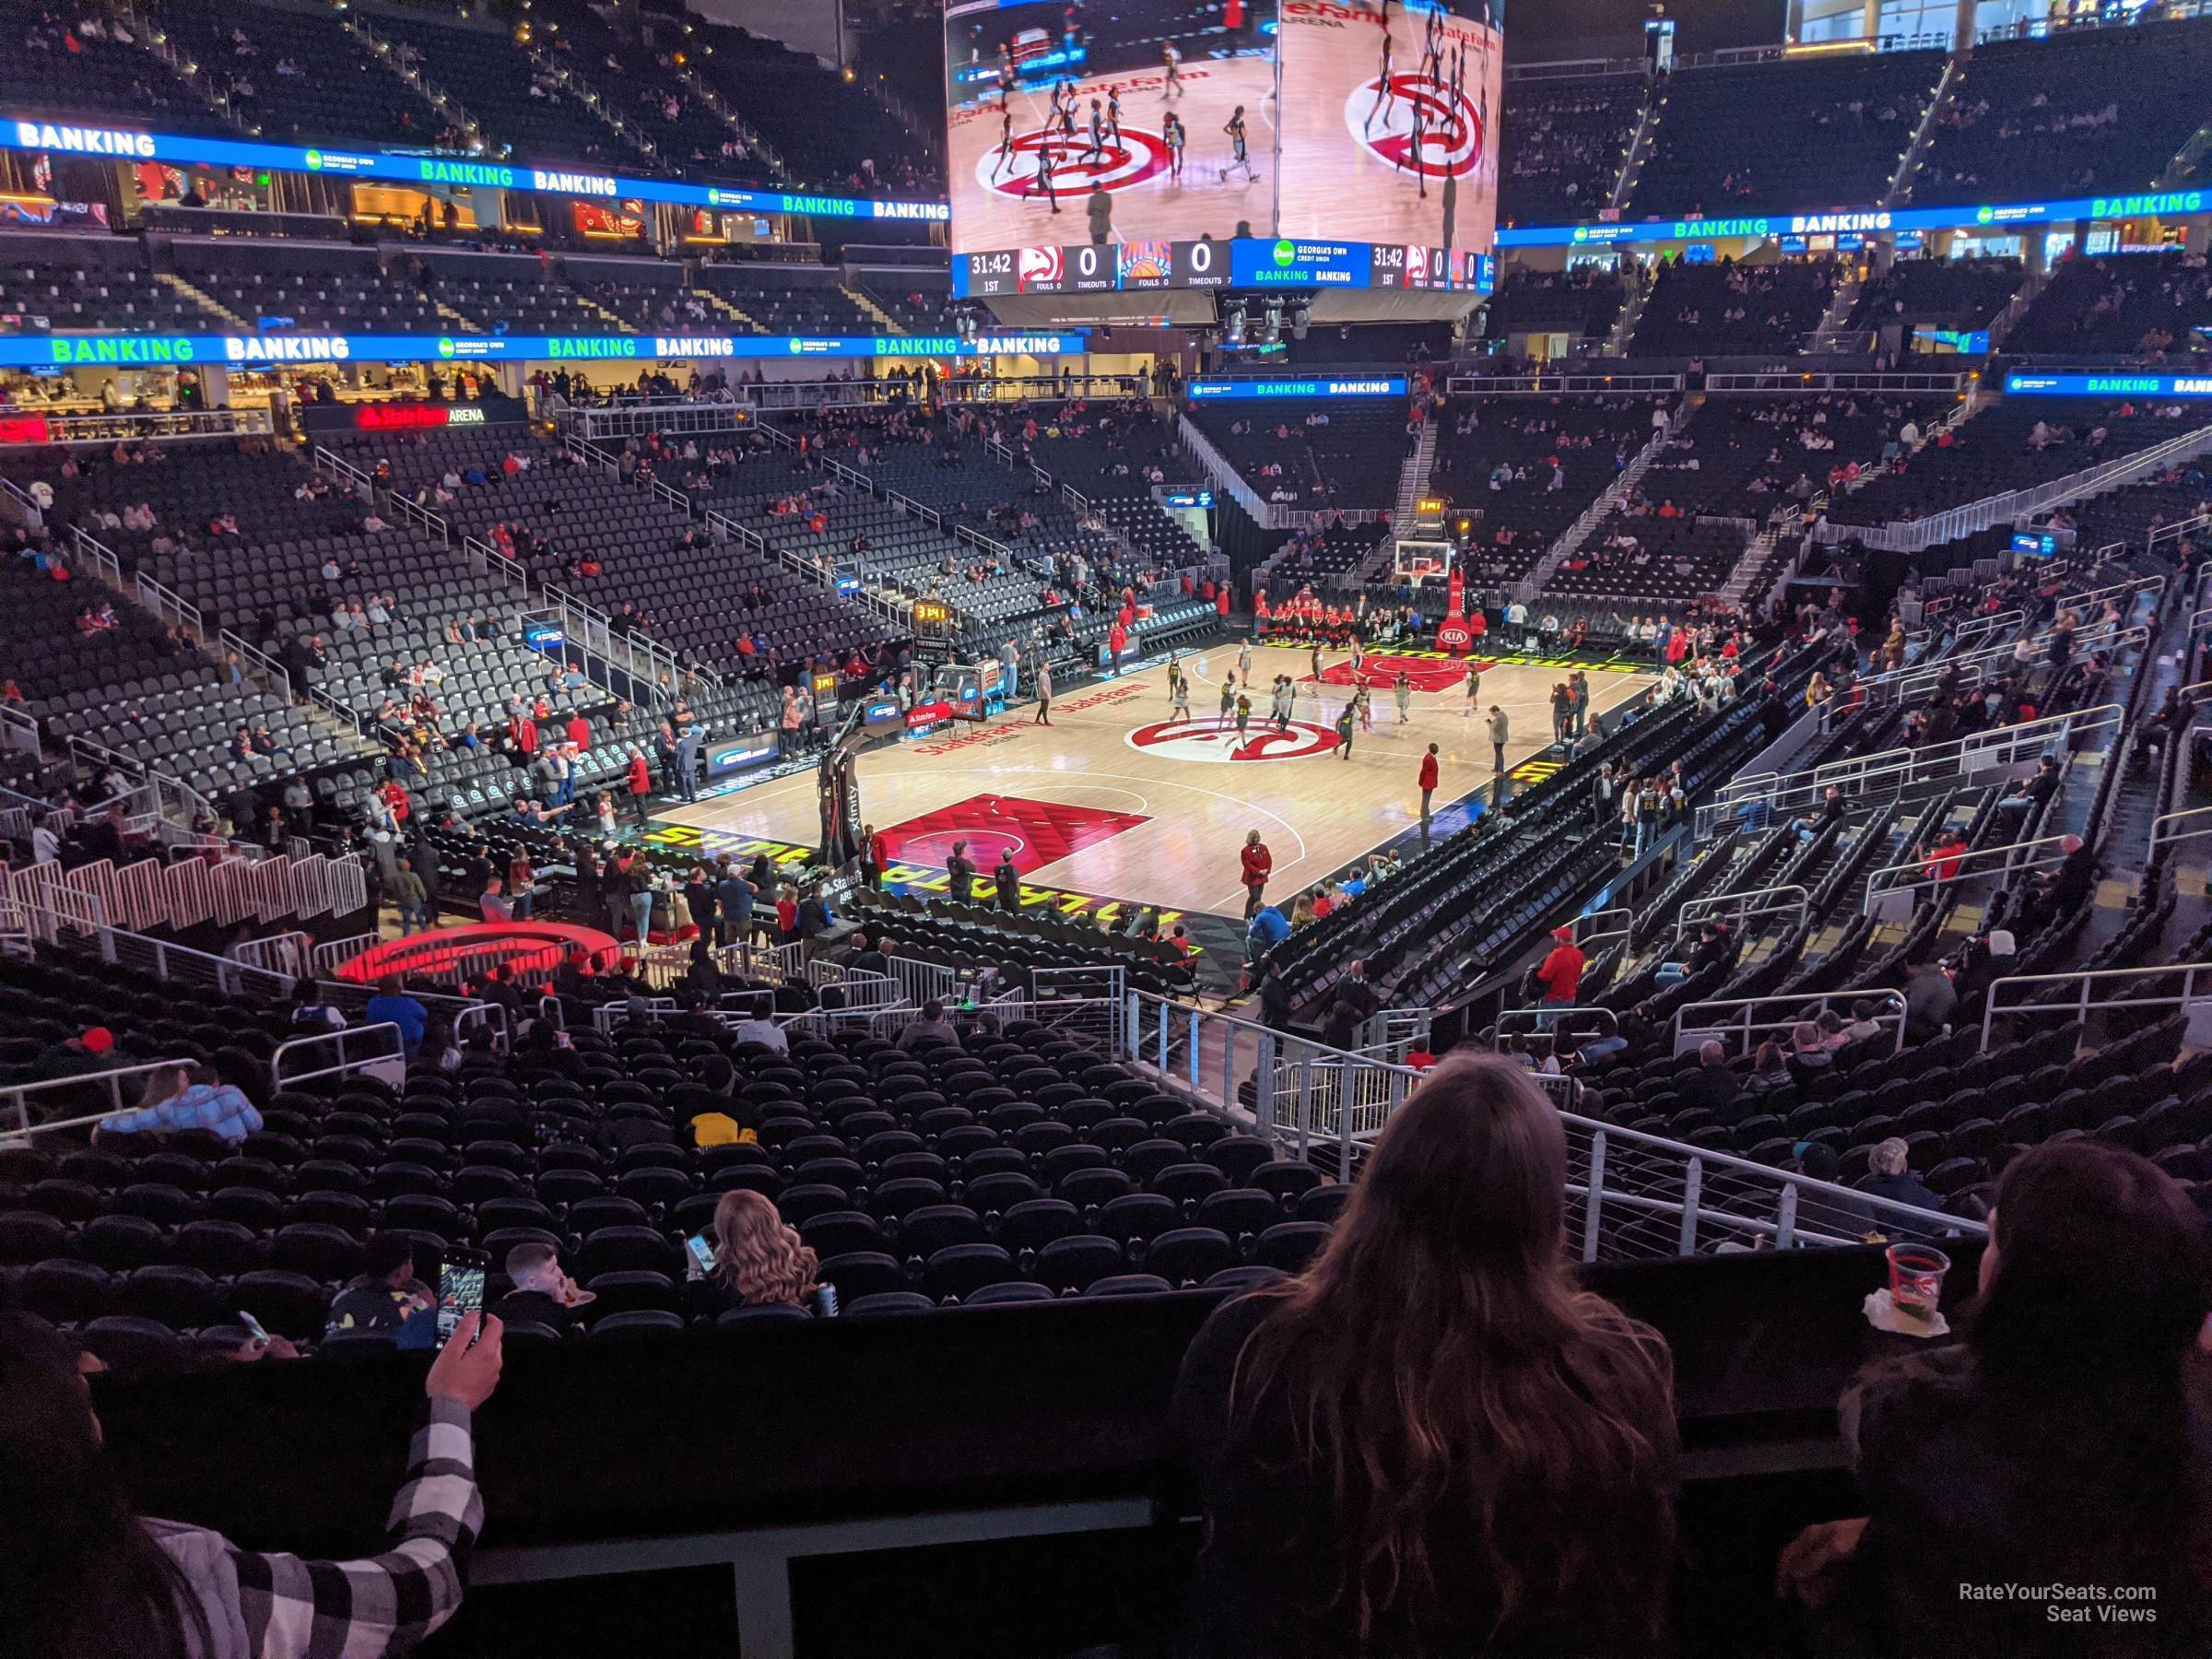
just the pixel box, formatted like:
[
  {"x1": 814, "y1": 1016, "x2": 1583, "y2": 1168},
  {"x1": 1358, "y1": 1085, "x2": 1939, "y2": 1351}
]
[
  {"x1": 1125, "y1": 718, "x2": 1342, "y2": 763},
  {"x1": 1344, "y1": 75, "x2": 1486, "y2": 180},
  {"x1": 980, "y1": 128, "x2": 1173, "y2": 199}
]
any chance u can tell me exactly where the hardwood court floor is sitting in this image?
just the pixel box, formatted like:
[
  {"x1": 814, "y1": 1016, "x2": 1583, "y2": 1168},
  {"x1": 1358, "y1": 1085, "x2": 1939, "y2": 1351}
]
[{"x1": 657, "y1": 646, "x2": 1653, "y2": 919}]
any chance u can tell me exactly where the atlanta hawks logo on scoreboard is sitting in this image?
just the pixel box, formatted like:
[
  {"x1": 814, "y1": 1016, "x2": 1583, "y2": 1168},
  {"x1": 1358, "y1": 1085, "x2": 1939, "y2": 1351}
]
[
  {"x1": 978, "y1": 128, "x2": 1174, "y2": 200},
  {"x1": 1344, "y1": 73, "x2": 1487, "y2": 181}
]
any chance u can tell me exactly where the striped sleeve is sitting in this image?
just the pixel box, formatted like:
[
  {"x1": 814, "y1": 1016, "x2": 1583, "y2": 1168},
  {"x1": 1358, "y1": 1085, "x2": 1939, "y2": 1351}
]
[{"x1": 231, "y1": 1397, "x2": 483, "y2": 1658}]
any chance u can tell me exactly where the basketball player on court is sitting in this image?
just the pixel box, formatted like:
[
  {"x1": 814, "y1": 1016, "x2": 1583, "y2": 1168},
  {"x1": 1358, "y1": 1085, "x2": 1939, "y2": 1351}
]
[
  {"x1": 1105, "y1": 86, "x2": 1123, "y2": 147},
  {"x1": 1222, "y1": 106, "x2": 1258, "y2": 182},
  {"x1": 1058, "y1": 91, "x2": 1077, "y2": 141},
  {"x1": 1169, "y1": 670, "x2": 1192, "y2": 724},
  {"x1": 1420, "y1": 6, "x2": 1444, "y2": 87},
  {"x1": 1164, "y1": 111, "x2": 1187, "y2": 178},
  {"x1": 1463, "y1": 664, "x2": 1482, "y2": 718},
  {"x1": 1366, "y1": 29, "x2": 1394, "y2": 135},
  {"x1": 1394, "y1": 671, "x2": 1413, "y2": 725},
  {"x1": 1236, "y1": 638, "x2": 1253, "y2": 686},
  {"x1": 992, "y1": 106, "x2": 1017, "y2": 181},
  {"x1": 1161, "y1": 41, "x2": 1183, "y2": 98},
  {"x1": 1030, "y1": 147, "x2": 1059, "y2": 213}
]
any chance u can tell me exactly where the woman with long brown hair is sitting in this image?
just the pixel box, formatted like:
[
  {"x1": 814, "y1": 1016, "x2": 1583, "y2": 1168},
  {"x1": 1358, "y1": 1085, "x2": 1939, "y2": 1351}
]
[
  {"x1": 711, "y1": 1188, "x2": 820, "y2": 1310},
  {"x1": 1171, "y1": 1052, "x2": 1678, "y2": 1657}
]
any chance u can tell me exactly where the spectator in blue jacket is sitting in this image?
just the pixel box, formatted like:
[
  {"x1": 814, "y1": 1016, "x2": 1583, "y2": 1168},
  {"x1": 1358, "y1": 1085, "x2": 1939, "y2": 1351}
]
[
  {"x1": 95, "y1": 1064, "x2": 263, "y2": 1146},
  {"x1": 1247, "y1": 902, "x2": 1290, "y2": 959},
  {"x1": 364, "y1": 975, "x2": 429, "y2": 1054}
]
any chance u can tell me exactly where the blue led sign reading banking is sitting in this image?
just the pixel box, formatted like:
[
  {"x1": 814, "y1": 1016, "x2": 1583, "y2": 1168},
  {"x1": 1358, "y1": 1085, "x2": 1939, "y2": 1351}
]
[
  {"x1": 0, "y1": 116, "x2": 949, "y2": 221},
  {"x1": 1502, "y1": 191, "x2": 2208, "y2": 250},
  {"x1": 1185, "y1": 378, "x2": 1407, "y2": 400},
  {"x1": 2005, "y1": 372, "x2": 2212, "y2": 398},
  {"x1": 8, "y1": 332, "x2": 1084, "y2": 369}
]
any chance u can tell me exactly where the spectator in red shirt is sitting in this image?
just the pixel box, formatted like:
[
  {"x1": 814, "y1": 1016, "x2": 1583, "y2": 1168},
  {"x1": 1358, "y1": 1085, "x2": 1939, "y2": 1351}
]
[
  {"x1": 625, "y1": 753, "x2": 653, "y2": 830},
  {"x1": 513, "y1": 715, "x2": 537, "y2": 757},
  {"x1": 1418, "y1": 743, "x2": 1441, "y2": 837},
  {"x1": 565, "y1": 713, "x2": 590, "y2": 749},
  {"x1": 1240, "y1": 830, "x2": 1272, "y2": 920},
  {"x1": 1923, "y1": 834, "x2": 1970, "y2": 885},
  {"x1": 1535, "y1": 925, "x2": 1585, "y2": 1023}
]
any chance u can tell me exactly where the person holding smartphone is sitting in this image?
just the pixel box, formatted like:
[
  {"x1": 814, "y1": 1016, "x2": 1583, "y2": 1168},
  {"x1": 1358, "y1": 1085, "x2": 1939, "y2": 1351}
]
[
  {"x1": 697, "y1": 1189, "x2": 828, "y2": 1316},
  {"x1": 0, "y1": 1306, "x2": 503, "y2": 1656}
]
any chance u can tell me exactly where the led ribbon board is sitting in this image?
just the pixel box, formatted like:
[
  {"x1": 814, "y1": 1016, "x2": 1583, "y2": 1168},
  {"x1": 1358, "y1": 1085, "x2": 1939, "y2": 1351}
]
[
  {"x1": 1499, "y1": 190, "x2": 2209, "y2": 249},
  {"x1": 2, "y1": 116, "x2": 950, "y2": 221},
  {"x1": 1186, "y1": 376, "x2": 1407, "y2": 399},
  {"x1": 13, "y1": 332, "x2": 1088, "y2": 368},
  {"x1": 2005, "y1": 371, "x2": 2212, "y2": 398}
]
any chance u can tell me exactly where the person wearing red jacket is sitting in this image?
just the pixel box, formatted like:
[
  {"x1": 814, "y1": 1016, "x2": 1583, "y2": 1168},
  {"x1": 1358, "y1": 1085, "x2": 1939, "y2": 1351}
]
[
  {"x1": 1535, "y1": 925, "x2": 1585, "y2": 1025},
  {"x1": 1240, "y1": 830, "x2": 1272, "y2": 919},
  {"x1": 626, "y1": 752, "x2": 653, "y2": 830},
  {"x1": 1418, "y1": 742, "x2": 1441, "y2": 837},
  {"x1": 513, "y1": 715, "x2": 538, "y2": 758},
  {"x1": 565, "y1": 713, "x2": 590, "y2": 750}
]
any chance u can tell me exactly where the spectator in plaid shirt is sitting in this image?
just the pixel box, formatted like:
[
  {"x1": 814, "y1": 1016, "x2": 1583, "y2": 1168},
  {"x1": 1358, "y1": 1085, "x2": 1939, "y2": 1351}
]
[{"x1": 0, "y1": 1308, "x2": 503, "y2": 1657}]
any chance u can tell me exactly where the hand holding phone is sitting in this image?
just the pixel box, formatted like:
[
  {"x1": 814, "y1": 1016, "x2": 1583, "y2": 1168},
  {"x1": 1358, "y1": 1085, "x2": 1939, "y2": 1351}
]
[
  {"x1": 436, "y1": 1249, "x2": 490, "y2": 1347},
  {"x1": 426, "y1": 1312, "x2": 503, "y2": 1409}
]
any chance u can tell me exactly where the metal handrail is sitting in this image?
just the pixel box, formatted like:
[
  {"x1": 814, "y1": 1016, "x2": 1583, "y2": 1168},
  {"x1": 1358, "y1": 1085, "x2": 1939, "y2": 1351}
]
[
  {"x1": 1980, "y1": 960, "x2": 2212, "y2": 1052},
  {"x1": 1680, "y1": 882, "x2": 1810, "y2": 936},
  {"x1": 271, "y1": 1022, "x2": 406, "y2": 1090},
  {"x1": 1673, "y1": 989, "x2": 1907, "y2": 1059},
  {"x1": 1107, "y1": 988, "x2": 1984, "y2": 1253},
  {"x1": 2150, "y1": 805, "x2": 2212, "y2": 854},
  {"x1": 1850, "y1": 619, "x2": 2140, "y2": 712},
  {"x1": 1573, "y1": 906, "x2": 1634, "y2": 950},
  {"x1": 1861, "y1": 828, "x2": 2078, "y2": 915},
  {"x1": 2056, "y1": 571, "x2": 2166, "y2": 618},
  {"x1": 1908, "y1": 607, "x2": 2023, "y2": 652},
  {"x1": 1704, "y1": 704, "x2": 2122, "y2": 835},
  {"x1": 0, "y1": 1055, "x2": 196, "y2": 1136},
  {"x1": 216, "y1": 629, "x2": 293, "y2": 701}
]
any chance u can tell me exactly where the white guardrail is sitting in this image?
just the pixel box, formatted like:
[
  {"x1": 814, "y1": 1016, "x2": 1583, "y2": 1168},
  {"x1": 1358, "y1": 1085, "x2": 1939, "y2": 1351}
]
[{"x1": 1115, "y1": 992, "x2": 1976, "y2": 1256}]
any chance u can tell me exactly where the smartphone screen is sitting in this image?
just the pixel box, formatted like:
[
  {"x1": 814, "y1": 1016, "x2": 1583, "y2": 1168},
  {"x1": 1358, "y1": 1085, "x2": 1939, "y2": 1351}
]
[
  {"x1": 685, "y1": 1231, "x2": 716, "y2": 1281},
  {"x1": 237, "y1": 1308, "x2": 271, "y2": 1347},
  {"x1": 437, "y1": 1250, "x2": 489, "y2": 1347}
]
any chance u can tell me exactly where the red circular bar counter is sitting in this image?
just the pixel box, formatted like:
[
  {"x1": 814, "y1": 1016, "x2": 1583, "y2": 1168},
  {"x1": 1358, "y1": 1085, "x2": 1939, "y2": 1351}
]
[{"x1": 328, "y1": 922, "x2": 624, "y2": 986}]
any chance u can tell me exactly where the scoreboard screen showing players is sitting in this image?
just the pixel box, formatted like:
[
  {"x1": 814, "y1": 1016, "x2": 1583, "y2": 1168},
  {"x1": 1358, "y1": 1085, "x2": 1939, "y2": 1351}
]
[
  {"x1": 1276, "y1": 0, "x2": 1503, "y2": 262},
  {"x1": 955, "y1": 236, "x2": 1493, "y2": 297},
  {"x1": 945, "y1": 0, "x2": 1501, "y2": 294},
  {"x1": 945, "y1": 0, "x2": 1278, "y2": 257}
]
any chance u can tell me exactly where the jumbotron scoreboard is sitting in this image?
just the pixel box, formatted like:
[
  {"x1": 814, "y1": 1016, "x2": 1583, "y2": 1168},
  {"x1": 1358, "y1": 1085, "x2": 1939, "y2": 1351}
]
[{"x1": 953, "y1": 236, "x2": 1494, "y2": 297}]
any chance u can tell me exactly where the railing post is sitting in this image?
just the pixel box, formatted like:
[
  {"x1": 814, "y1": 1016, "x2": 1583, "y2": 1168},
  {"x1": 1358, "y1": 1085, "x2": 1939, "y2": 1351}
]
[
  {"x1": 1187, "y1": 1009, "x2": 1201, "y2": 1092},
  {"x1": 1337, "y1": 1065, "x2": 1355, "y2": 1171},
  {"x1": 1582, "y1": 1129, "x2": 1606, "y2": 1265},
  {"x1": 1677, "y1": 1158, "x2": 1703, "y2": 1254},
  {"x1": 1221, "y1": 1021, "x2": 1235, "y2": 1115},
  {"x1": 1254, "y1": 1031, "x2": 1277, "y2": 1135},
  {"x1": 1775, "y1": 1182, "x2": 1800, "y2": 1250},
  {"x1": 1156, "y1": 1000, "x2": 1170, "y2": 1071}
]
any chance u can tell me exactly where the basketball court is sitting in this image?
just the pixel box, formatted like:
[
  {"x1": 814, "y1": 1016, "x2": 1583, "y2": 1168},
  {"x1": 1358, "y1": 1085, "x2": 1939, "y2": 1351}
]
[{"x1": 654, "y1": 646, "x2": 1653, "y2": 920}]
